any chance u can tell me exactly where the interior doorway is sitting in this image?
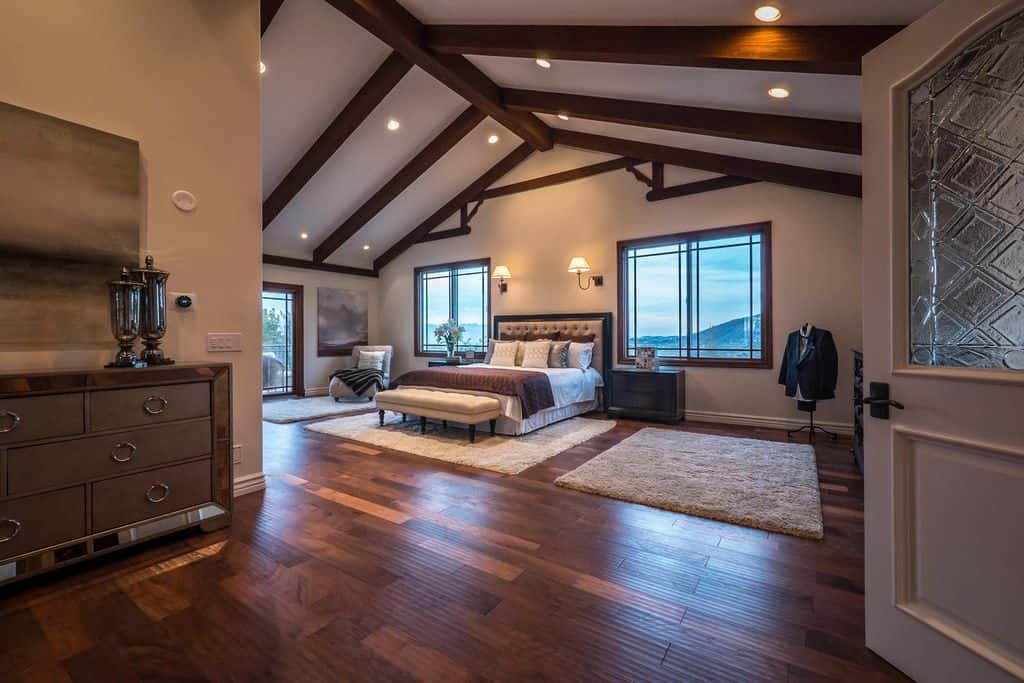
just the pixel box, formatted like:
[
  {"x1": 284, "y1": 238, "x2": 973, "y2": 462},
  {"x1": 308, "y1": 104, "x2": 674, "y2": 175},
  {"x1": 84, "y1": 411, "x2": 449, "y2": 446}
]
[{"x1": 262, "y1": 282, "x2": 304, "y2": 398}]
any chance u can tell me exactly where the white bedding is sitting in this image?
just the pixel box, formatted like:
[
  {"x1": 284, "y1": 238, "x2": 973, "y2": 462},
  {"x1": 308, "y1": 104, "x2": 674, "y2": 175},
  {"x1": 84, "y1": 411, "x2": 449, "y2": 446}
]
[{"x1": 397, "y1": 363, "x2": 603, "y2": 424}]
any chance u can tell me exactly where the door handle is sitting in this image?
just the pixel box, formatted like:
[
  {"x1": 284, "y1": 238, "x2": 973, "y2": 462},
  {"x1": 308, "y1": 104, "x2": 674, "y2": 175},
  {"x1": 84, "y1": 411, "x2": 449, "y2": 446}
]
[{"x1": 861, "y1": 382, "x2": 904, "y2": 419}]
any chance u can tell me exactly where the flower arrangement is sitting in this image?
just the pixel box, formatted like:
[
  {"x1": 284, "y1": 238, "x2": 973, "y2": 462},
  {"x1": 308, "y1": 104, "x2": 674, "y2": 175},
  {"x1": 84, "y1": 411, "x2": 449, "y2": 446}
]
[{"x1": 433, "y1": 319, "x2": 465, "y2": 357}]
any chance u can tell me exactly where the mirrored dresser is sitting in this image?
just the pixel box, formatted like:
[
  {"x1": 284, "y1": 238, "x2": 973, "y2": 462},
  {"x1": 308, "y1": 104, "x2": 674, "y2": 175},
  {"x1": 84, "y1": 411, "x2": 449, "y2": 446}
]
[{"x1": 0, "y1": 363, "x2": 232, "y2": 587}]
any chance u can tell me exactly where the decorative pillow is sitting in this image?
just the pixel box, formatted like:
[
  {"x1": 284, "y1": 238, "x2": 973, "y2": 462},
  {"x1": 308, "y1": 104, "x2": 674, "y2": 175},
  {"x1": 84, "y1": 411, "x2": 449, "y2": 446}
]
[
  {"x1": 521, "y1": 340, "x2": 552, "y2": 368},
  {"x1": 548, "y1": 341, "x2": 570, "y2": 368},
  {"x1": 483, "y1": 339, "x2": 496, "y2": 364},
  {"x1": 357, "y1": 350, "x2": 385, "y2": 370},
  {"x1": 567, "y1": 342, "x2": 594, "y2": 370},
  {"x1": 490, "y1": 341, "x2": 518, "y2": 367}
]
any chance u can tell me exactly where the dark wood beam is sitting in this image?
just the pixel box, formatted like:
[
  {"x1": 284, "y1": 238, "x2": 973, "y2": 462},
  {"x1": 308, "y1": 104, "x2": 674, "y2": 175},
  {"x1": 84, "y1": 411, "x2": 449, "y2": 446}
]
[
  {"x1": 262, "y1": 254, "x2": 378, "y2": 278},
  {"x1": 375, "y1": 143, "x2": 534, "y2": 270},
  {"x1": 503, "y1": 89, "x2": 861, "y2": 155},
  {"x1": 313, "y1": 105, "x2": 485, "y2": 262},
  {"x1": 261, "y1": 0, "x2": 285, "y2": 36},
  {"x1": 426, "y1": 25, "x2": 903, "y2": 75},
  {"x1": 324, "y1": 0, "x2": 552, "y2": 150},
  {"x1": 417, "y1": 227, "x2": 471, "y2": 243},
  {"x1": 263, "y1": 52, "x2": 411, "y2": 229},
  {"x1": 552, "y1": 129, "x2": 861, "y2": 198},
  {"x1": 478, "y1": 157, "x2": 640, "y2": 200},
  {"x1": 647, "y1": 175, "x2": 760, "y2": 201}
]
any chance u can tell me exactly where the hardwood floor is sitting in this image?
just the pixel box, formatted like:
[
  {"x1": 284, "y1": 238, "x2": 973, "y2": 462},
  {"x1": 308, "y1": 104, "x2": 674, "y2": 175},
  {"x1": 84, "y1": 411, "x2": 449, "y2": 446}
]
[{"x1": 0, "y1": 414, "x2": 908, "y2": 682}]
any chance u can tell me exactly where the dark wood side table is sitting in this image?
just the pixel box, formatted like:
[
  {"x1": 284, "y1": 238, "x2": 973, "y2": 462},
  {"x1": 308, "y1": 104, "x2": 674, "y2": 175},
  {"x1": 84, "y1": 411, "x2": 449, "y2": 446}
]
[
  {"x1": 607, "y1": 367, "x2": 686, "y2": 422},
  {"x1": 426, "y1": 358, "x2": 477, "y2": 367}
]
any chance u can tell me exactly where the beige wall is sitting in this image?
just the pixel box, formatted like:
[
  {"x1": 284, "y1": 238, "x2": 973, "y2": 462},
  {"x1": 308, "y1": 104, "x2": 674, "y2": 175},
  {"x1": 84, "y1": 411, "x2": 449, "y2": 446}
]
[
  {"x1": 262, "y1": 264, "x2": 380, "y2": 395},
  {"x1": 0, "y1": 2, "x2": 264, "y2": 480},
  {"x1": 379, "y1": 149, "x2": 863, "y2": 428}
]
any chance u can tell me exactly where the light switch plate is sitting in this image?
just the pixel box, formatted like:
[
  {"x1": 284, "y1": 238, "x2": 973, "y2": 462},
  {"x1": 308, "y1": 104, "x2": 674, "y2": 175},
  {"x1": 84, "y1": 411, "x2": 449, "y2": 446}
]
[
  {"x1": 232, "y1": 444, "x2": 242, "y2": 465},
  {"x1": 207, "y1": 332, "x2": 242, "y2": 352}
]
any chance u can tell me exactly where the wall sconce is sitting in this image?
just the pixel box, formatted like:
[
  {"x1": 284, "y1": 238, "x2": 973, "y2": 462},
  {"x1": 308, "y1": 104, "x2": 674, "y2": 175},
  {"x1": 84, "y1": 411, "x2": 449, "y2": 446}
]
[
  {"x1": 567, "y1": 257, "x2": 604, "y2": 290},
  {"x1": 492, "y1": 265, "x2": 511, "y2": 294}
]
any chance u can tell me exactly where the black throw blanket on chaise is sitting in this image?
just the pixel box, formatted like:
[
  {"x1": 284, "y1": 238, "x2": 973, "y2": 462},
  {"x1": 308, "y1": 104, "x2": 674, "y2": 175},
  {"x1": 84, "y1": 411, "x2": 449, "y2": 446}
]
[{"x1": 330, "y1": 367, "x2": 384, "y2": 396}]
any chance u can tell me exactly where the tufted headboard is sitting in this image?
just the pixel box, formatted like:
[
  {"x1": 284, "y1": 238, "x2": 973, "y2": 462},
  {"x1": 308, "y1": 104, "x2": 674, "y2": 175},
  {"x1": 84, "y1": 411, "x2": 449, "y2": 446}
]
[{"x1": 493, "y1": 313, "x2": 613, "y2": 381}]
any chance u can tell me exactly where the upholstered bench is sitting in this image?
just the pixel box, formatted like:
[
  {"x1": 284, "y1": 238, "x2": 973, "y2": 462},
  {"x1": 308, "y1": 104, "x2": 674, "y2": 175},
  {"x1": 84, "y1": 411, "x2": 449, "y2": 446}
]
[{"x1": 375, "y1": 389, "x2": 501, "y2": 443}]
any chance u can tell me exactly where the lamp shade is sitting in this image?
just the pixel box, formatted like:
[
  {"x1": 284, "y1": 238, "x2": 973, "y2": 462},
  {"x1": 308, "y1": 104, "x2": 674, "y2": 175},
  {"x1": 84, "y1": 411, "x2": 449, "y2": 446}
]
[
  {"x1": 567, "y1": 257, "x2": 591, "y2": 274},
  {"x1": 491, "y1": 265, "x2": 511, "y2": 280}
]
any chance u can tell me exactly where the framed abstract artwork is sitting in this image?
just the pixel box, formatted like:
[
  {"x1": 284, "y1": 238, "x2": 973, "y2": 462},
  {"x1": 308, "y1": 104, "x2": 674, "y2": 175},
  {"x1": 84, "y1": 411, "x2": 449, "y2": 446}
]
[{"x1": 317, "y1": 287, "x2": 369, "y2": 356}]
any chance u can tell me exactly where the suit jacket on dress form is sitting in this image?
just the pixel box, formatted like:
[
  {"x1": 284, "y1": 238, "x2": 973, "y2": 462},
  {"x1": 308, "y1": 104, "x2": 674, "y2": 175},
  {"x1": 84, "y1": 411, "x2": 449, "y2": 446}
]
[{"x1": 778, "y1": 326, "x2": 839, "y2": 400}]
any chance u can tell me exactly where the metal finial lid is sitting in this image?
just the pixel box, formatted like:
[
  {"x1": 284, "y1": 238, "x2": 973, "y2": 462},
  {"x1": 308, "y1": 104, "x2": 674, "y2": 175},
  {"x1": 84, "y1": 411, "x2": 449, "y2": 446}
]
[{"x1": 109, "y1": 266, "x2": 143, "y2": 287}]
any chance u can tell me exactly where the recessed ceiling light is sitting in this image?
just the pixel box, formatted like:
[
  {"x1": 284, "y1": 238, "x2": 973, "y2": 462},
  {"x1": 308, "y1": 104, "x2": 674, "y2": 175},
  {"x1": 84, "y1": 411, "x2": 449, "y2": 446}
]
[
  {"x1": 487, "y1": 134, "x2": 500, "y2": 144},
  {"x1": 768, "y1": 87, "x2": 790, "y2": 99},
  {"x1": 259, "y1": 61, "x2": 267, "y2": 74},
  {"x1": 557, "y1": 113, "x2": 570, "y2": 121},
  {"x1": 754, "y1": 5, "x2": 782, "y2": 23},
  {"x1": 535, "y1": 58, "x2": 552, "y2": 69},
  {"x1": 300, "y1": 232, "x2": 309, "y2": 240},
  {"x1": 362, "y1": 244, "x2": 370, "y2": 251},
  {"x1": 386, "y1": 118, "x2": 400, "y2": 131}
]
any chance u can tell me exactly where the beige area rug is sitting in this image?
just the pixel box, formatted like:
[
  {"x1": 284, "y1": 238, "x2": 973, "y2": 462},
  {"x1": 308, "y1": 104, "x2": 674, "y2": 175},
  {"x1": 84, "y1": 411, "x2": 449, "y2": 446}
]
[
  {"x1": 555, "y1": 428, "x2": 823, "y2": 539},
  {"x1": 303, "y1": 412, "x2": 616, "y2": 475},
  {"x1": 263, "y1": 396, "x2": 376, "y2": 424}
]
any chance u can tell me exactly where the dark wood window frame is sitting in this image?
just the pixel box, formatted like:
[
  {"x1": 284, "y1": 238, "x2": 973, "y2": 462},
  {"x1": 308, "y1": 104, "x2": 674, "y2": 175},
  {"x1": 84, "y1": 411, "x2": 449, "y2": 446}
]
[
  {"x1": 617, "y1": 221, "x2": 772, "y2": 369},
  {"x1": 414, "y1": 257, "x2": 491, "y2": 358},
  {"x1": 262, "y1": 281, "x2": 305, "y2": 397}
]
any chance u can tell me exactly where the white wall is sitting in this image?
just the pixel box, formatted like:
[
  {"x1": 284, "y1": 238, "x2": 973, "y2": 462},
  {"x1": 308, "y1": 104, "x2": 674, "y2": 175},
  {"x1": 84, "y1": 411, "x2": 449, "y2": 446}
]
[
  {"x1": 0, "y1": 2, "x2": 264, "y2": 483},
  {"x1": 262, "y1": 264, "x2": 380, "y2": 395},
  {"x1": 379, "y1": 148, "x2": 863, "y2": 429}
]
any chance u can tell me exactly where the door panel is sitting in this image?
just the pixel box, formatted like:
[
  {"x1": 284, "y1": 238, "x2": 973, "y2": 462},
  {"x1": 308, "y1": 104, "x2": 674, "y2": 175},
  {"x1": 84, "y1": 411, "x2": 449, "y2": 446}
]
[{"x1": 862, "y1": 1, "x2": 1024, "y2": 681}]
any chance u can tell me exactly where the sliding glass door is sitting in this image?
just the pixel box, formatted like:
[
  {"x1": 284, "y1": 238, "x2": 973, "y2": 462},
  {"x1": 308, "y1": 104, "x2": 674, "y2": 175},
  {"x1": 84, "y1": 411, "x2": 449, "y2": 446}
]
[{"x1": 262, "y1": 283, "x2": 304, "y2": 397}]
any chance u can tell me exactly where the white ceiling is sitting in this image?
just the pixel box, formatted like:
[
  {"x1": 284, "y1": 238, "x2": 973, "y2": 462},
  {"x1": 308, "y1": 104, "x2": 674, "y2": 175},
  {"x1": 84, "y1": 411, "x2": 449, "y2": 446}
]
[{"x1": 261, "y1": 0, "x2": 943, "y2": 269}]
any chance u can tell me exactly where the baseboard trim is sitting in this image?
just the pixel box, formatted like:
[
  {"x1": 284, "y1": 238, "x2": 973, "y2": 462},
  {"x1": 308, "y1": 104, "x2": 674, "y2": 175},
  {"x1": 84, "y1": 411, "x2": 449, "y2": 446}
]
[
  {"x1": 684, "y1": 409, "x2": 854, "y2": 436},
  {"x1": 233, "y1": 472, "x2": 267, "y2": 497}
]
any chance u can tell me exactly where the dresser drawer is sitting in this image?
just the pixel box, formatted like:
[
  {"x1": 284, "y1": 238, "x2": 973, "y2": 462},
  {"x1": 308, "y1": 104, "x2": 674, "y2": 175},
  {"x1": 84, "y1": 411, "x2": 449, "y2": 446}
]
[
  {"x1": 90, "y1": 382, "x2": 210, "y2": 432},
  {"x1": 7, "y1": 419, "x2": 212, "y2": 496},
  {"x1": 91, "y1": 459, "x2": 212, "y2": 532},
  {"x1": 0, "y1": 393, "x2": 84, "y2": 446},
  {"x1": 0, "y1": 487, "x2": 86, "y2": 562}
]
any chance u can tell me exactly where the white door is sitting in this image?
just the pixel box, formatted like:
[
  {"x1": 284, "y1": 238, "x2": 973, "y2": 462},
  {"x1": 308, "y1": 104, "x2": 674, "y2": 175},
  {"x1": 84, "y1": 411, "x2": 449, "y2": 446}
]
[{"x1": 862, "y1": 1, "x2": 1024, "y2": 681}]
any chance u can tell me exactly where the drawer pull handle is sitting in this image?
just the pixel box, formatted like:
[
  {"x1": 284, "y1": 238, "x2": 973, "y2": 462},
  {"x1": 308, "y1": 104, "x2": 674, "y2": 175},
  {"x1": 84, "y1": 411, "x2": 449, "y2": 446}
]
[
  {"x1": 145, "y1": 483, "x2": 171, "y2": 504},
  {"x1": 0, "y1": 410, "x2": 20, "y2": 434},
  {"x1": 110, "y1": 441, "x2": 137, "y2": 463},
  {"x1": 143, "y1": 396, "x2": 168, "y2": 415},
  {"x1": 0, "y1": 519, "x2": 21, "y2": 543}
]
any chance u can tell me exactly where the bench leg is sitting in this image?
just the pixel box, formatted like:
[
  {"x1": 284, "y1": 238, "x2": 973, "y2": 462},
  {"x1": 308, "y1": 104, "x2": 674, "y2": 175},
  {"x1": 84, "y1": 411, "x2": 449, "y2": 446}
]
[
  {"x1": 402, "y1": 413, "x2": 407, "y2": 422},
  {"x1": 420, "y1": 416, "x2": 427, "y2": 434},
  {"x1": 489, "y1": 418, "x2": 496, "y2": 435},
  {"x1": 468, "y1": 423, "x2": 476, "y2": 443},
  {"x1": 378, "y1": 409, "x2": 385, "y2": 426}
]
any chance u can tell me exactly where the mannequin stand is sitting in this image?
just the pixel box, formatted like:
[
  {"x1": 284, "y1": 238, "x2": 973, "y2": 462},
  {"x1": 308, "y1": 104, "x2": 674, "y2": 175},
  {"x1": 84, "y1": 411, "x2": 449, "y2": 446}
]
[{"x1": 787, "y1": 400, "x2": 838, "y2": 442}]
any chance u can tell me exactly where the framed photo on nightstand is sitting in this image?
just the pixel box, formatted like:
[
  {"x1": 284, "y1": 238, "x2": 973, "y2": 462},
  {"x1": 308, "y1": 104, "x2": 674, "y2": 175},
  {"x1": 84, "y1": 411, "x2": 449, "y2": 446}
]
[{"x1": 635, "y1": 347, "x2": 659, "y2": 370}]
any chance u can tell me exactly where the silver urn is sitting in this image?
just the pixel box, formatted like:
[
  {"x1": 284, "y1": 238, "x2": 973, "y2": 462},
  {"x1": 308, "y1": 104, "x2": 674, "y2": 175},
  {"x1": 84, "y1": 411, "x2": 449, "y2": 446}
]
[
  {"x1": 105, "y1": 268, "x2": 144, "y2": 368},
  {"x1": 132, "y1": 255, "x2": 175, "y2": 365}
]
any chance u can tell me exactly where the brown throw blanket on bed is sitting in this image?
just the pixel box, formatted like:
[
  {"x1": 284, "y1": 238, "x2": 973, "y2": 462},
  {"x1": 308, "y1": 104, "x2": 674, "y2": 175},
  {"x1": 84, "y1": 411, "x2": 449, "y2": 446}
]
[{"x1": 390, "y1": 367, "x2": 555, "y2": 418}]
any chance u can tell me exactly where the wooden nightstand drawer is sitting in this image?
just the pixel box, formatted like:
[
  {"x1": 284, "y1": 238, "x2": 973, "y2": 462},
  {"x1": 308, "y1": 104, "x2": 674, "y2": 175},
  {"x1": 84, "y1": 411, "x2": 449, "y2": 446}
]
[
  {"x1": 90, "y1": 382, "x2": 210, "y2": 432},
  {"x1": 0, "y1": 393, "x2": 84, "y2": 446},
  {"x1": 7, "y1": 419, "x2": 212, "y2": 496}
]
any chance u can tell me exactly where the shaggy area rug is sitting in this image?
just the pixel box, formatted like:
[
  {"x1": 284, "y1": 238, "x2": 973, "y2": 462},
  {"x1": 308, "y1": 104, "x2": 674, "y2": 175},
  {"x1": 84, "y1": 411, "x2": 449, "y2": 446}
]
[
  {"x1": 263, "y1": 396, "x2": 376, "y2": 424},
  {"x1": 555, "y1": 428, "x2": 823, "y2": 539},
  {"x1": 304, "y1": 412, "x2": 615, "y2": 475}
]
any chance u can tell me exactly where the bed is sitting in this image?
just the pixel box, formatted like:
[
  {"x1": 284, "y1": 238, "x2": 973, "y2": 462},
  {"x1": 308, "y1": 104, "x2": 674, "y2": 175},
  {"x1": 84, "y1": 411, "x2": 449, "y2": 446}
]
[{"x1": 392, "y1": 313, "x2": 612, "y2": 436}]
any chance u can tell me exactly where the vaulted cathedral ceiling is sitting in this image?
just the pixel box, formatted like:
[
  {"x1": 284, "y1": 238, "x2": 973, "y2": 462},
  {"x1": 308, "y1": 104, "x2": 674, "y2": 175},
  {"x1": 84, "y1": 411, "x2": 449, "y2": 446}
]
[{"x1": 260, "y1": 0, "x2": 942, "y2": 273}]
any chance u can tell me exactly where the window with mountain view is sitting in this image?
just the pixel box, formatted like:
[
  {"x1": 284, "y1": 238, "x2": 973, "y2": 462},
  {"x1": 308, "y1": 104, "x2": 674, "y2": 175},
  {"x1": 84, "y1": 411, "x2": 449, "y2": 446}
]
[
  {"x1": 415, "y1": 258, "x2": 490, "y2": 355},
  {"x1": 619, "y1": 223, "x2": 771, "y2": 367}
]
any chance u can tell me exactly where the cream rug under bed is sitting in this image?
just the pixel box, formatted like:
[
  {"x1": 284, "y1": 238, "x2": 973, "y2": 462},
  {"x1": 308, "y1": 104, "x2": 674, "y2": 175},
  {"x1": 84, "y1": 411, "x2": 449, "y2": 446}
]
[
  {"x1": 304, "y1": 412, "x2": 615, "y2": 475},
  {"x1": 555, "y1": 428, "x2": 824, "y2": 539}
]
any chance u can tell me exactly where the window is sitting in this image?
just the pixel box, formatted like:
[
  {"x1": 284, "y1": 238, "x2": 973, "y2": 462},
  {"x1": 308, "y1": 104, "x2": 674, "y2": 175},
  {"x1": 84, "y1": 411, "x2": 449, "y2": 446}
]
[
  {"x1": 618, "y1": 223, "x2": 771, "y2": 367},
  {"x1": 262, "y1": 282, "x2": 304, "y2": 397},
  {"x1": 415, "y1": 258, "x2": 490, "y2": 356}
]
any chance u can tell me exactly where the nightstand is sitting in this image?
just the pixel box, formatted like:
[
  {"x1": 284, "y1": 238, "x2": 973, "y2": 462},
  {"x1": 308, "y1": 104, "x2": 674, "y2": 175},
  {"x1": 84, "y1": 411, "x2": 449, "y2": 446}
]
[
  {"x1": 427, "y1": 358, "x2": 477, "y2": 367},
  {"x1": 607, "y1": 367, "x2": 686, "y2": 422}
]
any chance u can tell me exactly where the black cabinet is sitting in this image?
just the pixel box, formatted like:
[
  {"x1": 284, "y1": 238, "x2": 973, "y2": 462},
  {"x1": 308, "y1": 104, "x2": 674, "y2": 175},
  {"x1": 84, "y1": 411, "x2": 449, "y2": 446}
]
[{"x1": 607, "y1": 368, "x2": 685, "y2": 422}]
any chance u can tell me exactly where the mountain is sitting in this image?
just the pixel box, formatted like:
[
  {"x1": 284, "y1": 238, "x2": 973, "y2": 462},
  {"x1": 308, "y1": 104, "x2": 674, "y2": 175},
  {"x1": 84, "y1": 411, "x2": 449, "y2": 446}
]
[{"x1": 631, "y1": 314, "x2": 761, "y2": 357}]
